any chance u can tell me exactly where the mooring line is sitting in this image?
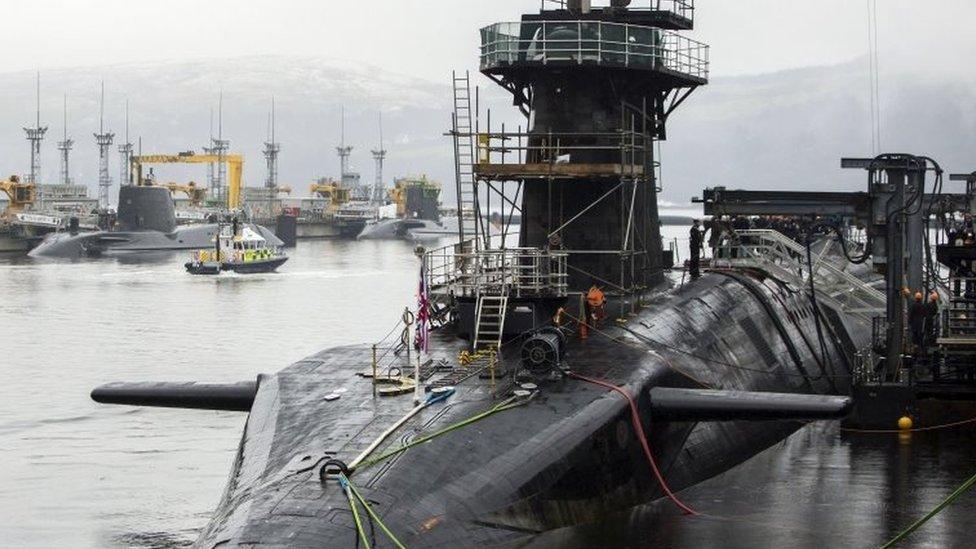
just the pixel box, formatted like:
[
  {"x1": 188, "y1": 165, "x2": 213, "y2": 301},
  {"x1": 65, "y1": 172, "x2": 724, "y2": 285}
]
[
  {"x1": 841, "y1": 416, "x2": 976, "y2": 434},
  {"x1": 880, "y1": 468, "x2": 976, "y2": 548}
]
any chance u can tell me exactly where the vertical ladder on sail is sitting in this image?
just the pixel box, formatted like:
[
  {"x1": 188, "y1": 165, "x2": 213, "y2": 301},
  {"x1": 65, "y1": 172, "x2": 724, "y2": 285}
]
[
  {"x1": 473, "y1": 295, "x2": 508, "y2": 351},
  {"x1": 452, "y1": 70, "x2": 480, "y2": 248}
]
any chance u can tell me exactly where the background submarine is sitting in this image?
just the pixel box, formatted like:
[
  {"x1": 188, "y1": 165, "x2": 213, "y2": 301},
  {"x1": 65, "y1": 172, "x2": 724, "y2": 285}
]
[
  {"x1": 30, "y1": 181, "x2": 281, "y2": 258},
  {"x1": 92, "y1": 1, "x2": 867, "y2": 546}
]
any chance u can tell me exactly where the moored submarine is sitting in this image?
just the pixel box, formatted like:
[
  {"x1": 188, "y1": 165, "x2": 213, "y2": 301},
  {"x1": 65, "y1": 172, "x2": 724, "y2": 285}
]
[
  {"x1": 30, "y1": 184, "x2": 281, "y2": 258},
  {"x1": 92, "y1": 1, "x2": 869, "y2": 546}
]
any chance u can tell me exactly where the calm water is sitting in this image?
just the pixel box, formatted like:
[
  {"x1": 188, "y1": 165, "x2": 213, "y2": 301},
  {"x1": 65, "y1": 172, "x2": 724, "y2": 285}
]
[{"x1": 1, "y1": 229, "x2": 974, "y2": 548}]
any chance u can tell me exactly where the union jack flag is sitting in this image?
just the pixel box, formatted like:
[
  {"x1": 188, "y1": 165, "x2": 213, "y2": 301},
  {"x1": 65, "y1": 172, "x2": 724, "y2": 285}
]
[{"x1": 415, "y1": 261, "x2": 430, "y2": 352}]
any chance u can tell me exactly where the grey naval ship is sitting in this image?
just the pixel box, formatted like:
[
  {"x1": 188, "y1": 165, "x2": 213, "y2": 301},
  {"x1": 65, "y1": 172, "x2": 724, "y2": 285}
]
[
  {"x1": 92, "y1": 1, "x2": 877, "y2": 546},
  {"x1": 30, "y1": 183, "x2": 281, "y2": 258}
]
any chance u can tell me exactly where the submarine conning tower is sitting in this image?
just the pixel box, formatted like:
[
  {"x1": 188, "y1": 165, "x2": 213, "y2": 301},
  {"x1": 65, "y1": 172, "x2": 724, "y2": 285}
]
[{"x1": 469, "y1": 0, "x2": 708, "y2": 292}]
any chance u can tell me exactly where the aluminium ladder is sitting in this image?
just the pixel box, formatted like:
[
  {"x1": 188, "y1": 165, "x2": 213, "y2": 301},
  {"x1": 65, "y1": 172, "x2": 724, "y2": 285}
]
[
  {"x1": 473, "y1": 295, "x2": 508, "y2": 352},
  {"x1": 452, "y1": 71, "x2": 481, "y2": 248}
]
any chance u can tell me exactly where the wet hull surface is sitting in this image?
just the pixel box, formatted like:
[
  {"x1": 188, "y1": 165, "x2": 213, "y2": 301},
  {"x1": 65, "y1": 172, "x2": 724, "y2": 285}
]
[{"x1": 196, "y1": 268, "x2": 876, "y2": 547}]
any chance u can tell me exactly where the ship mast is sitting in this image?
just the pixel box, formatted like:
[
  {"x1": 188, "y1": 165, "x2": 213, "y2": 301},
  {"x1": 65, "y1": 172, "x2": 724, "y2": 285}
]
[
  {"x1": 263, "y1": 97, "x2": 281, "y2": 219},
  {"x1": 57, "y1": 94, "x2": 73, "y2": 188},
  {"x1": 370, "y1": 112, "x2": 386, "y2": 205},
  {"x1": 24, "y1": 72, "x2": 47, "y2": 203},
  {"x1": 94, "y1": 82, "x2": 115, "y2": 209}
]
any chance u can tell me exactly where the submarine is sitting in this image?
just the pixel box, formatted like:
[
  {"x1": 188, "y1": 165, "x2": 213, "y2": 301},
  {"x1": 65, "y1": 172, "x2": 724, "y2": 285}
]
[
  {"x1": 358, "y1": 176, "x2": 459, "y2": 241},
  {"x1": 92, "y1": 1, "x2": 873, "y2": 546},
  {"x1": 29, "y1": 183, "x2": 281, "y2": 258}
]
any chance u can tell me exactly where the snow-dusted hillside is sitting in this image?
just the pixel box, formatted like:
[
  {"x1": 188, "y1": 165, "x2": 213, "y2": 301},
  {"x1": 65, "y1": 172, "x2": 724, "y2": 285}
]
[
  {"x1": 0, "y1": 55, "x2": 973, "y2": 208},
  {"x1": 0, "y1": 55, "x2": 465, "y2": 204}
]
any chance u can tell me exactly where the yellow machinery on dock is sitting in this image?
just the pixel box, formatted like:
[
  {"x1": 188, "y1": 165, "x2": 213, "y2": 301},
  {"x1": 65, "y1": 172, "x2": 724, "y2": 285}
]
[
  {"x1": 0, "y1": 175, "x2": 36, "y2": 216},
  {"x1": 161, "y1": 182, "x2": 208, "y2": 207},
  {"x1": 309, "y1": 178, "x2": 352, "y2": 211}
]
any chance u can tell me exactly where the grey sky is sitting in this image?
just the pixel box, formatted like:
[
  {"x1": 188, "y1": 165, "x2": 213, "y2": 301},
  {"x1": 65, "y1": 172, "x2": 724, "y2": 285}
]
[{"x1": 2, "y1": 1, "x2": 973, "y2": 80}]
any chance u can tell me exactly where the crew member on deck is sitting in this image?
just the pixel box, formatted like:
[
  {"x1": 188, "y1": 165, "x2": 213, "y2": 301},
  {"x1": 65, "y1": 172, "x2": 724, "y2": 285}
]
[
  {"x1": 689, "y1": 219, "x2": 703, "y2": 279},
  {"x1": 925, "y1": 291, "x2": 941, "y2": 380},
  {"x1": 908, "y1": 291, "x2": 927, "y2": 355}
]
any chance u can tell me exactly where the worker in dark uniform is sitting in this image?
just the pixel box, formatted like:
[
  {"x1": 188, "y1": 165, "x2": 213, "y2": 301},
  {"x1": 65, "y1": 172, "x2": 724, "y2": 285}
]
[
  {"x1": 925, "y1": 291, "x2": 942, "y2": 380},
  {"x1": 908, "y1": 291, "x2": 927, "y2": 356},
  {"x1": 689, "y1": 219, "x2": 703, "y2": 279}
]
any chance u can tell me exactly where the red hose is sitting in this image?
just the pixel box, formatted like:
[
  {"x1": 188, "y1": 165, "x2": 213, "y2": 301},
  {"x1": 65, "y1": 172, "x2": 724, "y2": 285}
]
[{"x1": 568, "y1": 372, "x2": 698, "y2": 516}]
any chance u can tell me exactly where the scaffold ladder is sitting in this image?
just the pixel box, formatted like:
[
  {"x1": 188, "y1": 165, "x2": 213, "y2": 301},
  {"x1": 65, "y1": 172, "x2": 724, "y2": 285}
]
[
  {"x1": 474, "y1": 295, "x2": 508, "y2": 351},
  {"x1": 452, "y1": 71, "x2": 480, "y2": 248}
]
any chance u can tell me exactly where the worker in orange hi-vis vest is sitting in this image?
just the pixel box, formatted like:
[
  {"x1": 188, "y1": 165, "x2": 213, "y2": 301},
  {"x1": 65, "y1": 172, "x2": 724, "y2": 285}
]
[{"x1": 586, "y1": 286, "x2": 607, "y2": 327}]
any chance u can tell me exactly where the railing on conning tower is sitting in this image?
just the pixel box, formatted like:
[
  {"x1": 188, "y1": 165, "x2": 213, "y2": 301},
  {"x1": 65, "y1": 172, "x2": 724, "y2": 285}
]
[
  {"x1": 480, "y1": 20, "x2": 708, "y2": 81},
  {"x1": 541, "y1": 0, "x2": 695, "y2": 21},
  {"x1": 424, "y1": 242, "x2": 569, "y2": 300}
]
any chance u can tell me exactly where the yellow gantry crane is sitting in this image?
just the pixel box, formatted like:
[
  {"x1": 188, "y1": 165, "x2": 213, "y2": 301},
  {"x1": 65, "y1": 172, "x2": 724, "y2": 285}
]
[
  {"x1": 0, "y1": 175, "x2": 36, "y2": 215},
  {"x1": 131, "y1": 152, "x2": 244, "y2": 210}
]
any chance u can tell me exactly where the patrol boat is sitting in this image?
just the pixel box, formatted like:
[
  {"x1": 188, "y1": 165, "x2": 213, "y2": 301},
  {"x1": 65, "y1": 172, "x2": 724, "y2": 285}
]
[
  {"x1": 92, "y1": 2, "x2": 876, "y2": 546},
  {"x1": 185, "y1": 219, "x2": 288, "y2": 275}
]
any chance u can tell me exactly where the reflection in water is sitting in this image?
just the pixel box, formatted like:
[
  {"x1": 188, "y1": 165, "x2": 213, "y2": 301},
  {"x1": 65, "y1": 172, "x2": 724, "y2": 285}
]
[
  {"x1": 2, "y1": 230, "x2": 974, "y2": 548},
  {"x1": 514, "y1": 424, "x2": 976, "y2": 549}
]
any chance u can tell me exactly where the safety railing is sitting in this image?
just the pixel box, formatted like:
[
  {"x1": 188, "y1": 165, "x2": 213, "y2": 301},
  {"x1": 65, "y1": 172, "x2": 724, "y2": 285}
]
[
  {"x1": 942, "y1": 275, "x2": 976, "y2": 341},
  {"x1": 712, "y1": 229, "x2": 886, "y2": 321},
  {"x1": 480, "y1": 20, "x2": 708, "y2": 80},
  {"x1": 424, "y1": 241, "x2": 569, "y2": 299},
  {"x1": 470, "y1": 130, "x2": 651, "y2": 176},
  {"x1": 541, "y1": 1, "x2": 695, "y2": 22}
]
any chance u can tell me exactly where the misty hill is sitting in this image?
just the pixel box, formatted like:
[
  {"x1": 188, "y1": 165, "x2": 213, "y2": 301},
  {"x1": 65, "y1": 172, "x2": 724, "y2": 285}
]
[
  {"x1": 0, "y1": 55, "x2": 972, "y2": 208},
  {"x1": 0, "y1": 56, "x2": 458, "y2": 203},
  {"x1": 661, "y1": 60, "x2": 976, "y2": 206}
]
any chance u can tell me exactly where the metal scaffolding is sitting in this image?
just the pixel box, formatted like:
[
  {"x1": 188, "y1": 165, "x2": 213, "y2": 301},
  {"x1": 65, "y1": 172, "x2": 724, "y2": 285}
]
[{"x1": 450, "y1": 98, "x2": 656, "y2": 296}]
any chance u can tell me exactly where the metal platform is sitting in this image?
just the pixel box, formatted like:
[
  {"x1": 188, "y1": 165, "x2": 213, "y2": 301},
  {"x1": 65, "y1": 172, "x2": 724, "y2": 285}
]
[
  {"x1": 423, "y1": 241, "x2": 569, "y2": 300},
  {"x1": 475, "y1": 162, "x2": 645, "y2": 180},
  {"x1": 480, "y1": 20, "x2": 708, "y2": 85}
]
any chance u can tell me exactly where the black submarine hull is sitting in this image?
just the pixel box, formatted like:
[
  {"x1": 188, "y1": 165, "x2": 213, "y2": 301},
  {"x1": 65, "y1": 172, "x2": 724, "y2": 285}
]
[
  {"x1": 28, "y1": 185, "x2": 284, "y2": 259},
  {"x1": 190, "y1": 268, "x2": 867, "y2": 547}
]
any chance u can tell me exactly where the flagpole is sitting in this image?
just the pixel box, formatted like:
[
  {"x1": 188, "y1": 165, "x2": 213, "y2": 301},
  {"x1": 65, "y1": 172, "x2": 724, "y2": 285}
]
[{"x1": 414, "y1": 249, "x2": 428, "y2": 405}]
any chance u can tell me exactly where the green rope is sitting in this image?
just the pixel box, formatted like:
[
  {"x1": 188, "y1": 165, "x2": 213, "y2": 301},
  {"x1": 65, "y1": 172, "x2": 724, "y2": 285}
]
[
  {"x1": 353, "y1": 396, "x2": 523, "y2": 472},
  {"x1": 339, "y1": 474, "x2": 372, "y2": 549},
  {"x1": 881, "y1": 469, "x2": 976, "y2": 548},
  {"x1": 342, "y1": 474, "x2": 407, "y2": 549}
]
